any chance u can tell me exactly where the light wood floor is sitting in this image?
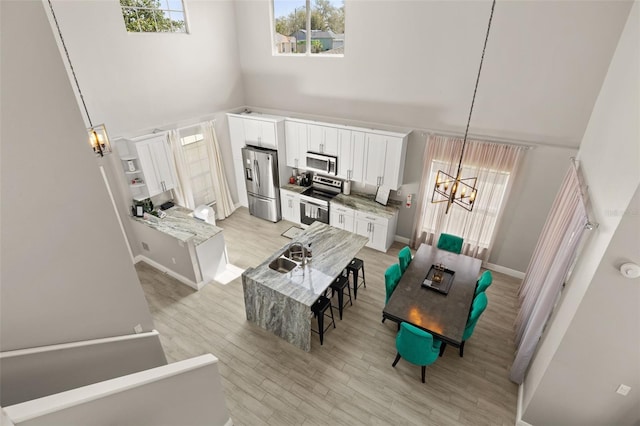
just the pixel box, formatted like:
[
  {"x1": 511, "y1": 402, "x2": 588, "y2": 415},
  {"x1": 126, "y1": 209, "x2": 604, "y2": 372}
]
[{"x1": 136, "y1": 207, "x2": 520, "y2": 426}]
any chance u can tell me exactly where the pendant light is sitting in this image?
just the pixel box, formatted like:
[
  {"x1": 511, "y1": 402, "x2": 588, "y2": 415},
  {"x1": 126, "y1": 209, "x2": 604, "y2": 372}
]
[
  {"x1": 47, "y1": 0, "x2": 112, "y2": 157},
  {"x1": 432, "y1": 0, "x2": 496, "y2": 214}
]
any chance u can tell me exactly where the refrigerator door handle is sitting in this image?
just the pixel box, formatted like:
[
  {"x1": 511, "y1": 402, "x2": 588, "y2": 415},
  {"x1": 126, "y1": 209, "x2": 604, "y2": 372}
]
[{"x1": 254, "y1": 159, "x2": 260, "y2": 188}]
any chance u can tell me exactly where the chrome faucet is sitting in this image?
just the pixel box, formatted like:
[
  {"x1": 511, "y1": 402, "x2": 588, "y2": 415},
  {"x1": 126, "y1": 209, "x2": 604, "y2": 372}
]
[{"x1": 287, "y1": 242, "x2": 308, "y2": 265}]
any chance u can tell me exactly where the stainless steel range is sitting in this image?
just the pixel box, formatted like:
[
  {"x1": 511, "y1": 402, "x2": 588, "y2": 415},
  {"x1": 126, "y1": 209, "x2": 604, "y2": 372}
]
[{"x1": 299, "y1": 175, "x2": 342, "y2": 227}]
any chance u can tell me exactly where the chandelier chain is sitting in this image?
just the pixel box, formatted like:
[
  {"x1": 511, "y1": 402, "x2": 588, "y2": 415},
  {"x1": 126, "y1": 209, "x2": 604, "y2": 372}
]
[
  {"x1": 459, "y1": 0, "x2": 497, "y2": 174},
  {"x1": 46, "y1": 0, "x2": 93, "y2": 127}
]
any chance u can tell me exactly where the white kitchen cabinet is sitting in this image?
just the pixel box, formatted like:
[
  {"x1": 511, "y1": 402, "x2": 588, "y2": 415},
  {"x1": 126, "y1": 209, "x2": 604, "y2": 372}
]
[
  {"x1": 284, "y1": 120, "x2": 307, "y2": 169},
  {"x1": 280, "y1": 189, "x2": 301, "y2": 224},
  {"x1": 243, "y1": 119, "x2": 277, "y2": 149},
  {"x1": 338, "y1": 130, "x2": 364, "y2": 181},
  {"x1": 227, "y1": 112, "x2": 287, "y2": 208},
  {"x1": 307, "y1": 123, "x2": 338, "y2": 155},
  {"x1": 133, "y1": 134, "x2": 177, "y2": 198},
  {"x1": 329, "y1": 203, "x2": 356, "y2": 232},
  {"x1": 355, "y1": 210, "x2": 398, "y2": 252},
  {"x1": 364, "y1": 132, "x2": 407, "y2": 190}
]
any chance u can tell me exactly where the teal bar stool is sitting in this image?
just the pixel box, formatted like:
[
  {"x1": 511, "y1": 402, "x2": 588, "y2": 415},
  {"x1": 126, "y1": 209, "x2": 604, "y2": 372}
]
[
  {"x1": 392, "y1": 322, "x2": 442, "y2": 383},
  {"x1": 398, "y1": 246, "x2": 412, "y2": 275},
  {"x1": 475, "y1": 270, "x2": 493, "y2": 296},
  {"x1": 382, "y1": 264, "x2": 402, "y2": 323},
  {"x1": 437, "y1": 233, "x2": 464, "y2": 254}
]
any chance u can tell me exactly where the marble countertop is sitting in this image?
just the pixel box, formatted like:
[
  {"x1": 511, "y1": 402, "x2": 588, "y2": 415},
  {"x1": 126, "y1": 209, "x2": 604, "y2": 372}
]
[
  {"x1": 243, "y1": 222, "x2": 368, "y2": 306},
  {"x1": 131, "y1": 206, "x2": 223, "y2": 246},
  {"x1": 332, "y1": 192, "x2": 400, "y2": 219},
  {"x1": 280, "y1": 183, "x2": 311, "y2": 194}
]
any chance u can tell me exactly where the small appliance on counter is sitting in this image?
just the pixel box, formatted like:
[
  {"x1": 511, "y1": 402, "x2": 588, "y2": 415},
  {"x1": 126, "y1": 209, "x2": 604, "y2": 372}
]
[
  {"x1": 343, "y1": 180, "x2": 351, "y2": 195},
  {"x1": 193, "y1": 204, "x2": 216, "y2": 225}
]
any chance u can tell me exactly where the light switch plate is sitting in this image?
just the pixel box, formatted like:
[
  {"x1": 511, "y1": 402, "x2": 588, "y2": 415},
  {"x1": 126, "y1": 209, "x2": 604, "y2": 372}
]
[
  {"x1": 134, "y1": 324, "x2": 143, "y2": 334},
  {"x1": 616, "y1": 384, "x2": 631, "y2": 396}
]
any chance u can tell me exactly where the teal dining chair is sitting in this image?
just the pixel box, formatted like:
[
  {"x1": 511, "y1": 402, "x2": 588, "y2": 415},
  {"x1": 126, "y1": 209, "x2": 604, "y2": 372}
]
[
  {"x1": 439, "y1": 292, "x2": 488, "y2": 357},
  {"x1": 382, "y1": 263, "x2": 402, "y2": 323},
  {"x1": 392, "y1": 322, "x2": 442, "y2": 383},
  {"x1": 384, "y1": 263, "x2": 402, "y2": 304},
  {"x1": 475, "y1": 270, "x2": 493, "y2": 296},
  {"x1": 437, "y1": 233, "x2": 463, "y2": 254},
  {"x1": 398, "y1": 246, "x2": 412, "y2": 274}
]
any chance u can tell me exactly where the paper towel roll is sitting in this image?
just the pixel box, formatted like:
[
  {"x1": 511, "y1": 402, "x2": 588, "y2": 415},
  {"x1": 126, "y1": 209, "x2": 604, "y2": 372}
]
[{"x1": 343, "y1": 180, "x2": 351, "y2": 195}]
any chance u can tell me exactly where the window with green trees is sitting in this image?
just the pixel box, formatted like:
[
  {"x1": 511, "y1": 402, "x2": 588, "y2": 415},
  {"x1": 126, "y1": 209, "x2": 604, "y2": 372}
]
[
  {"x1": 120, "y1": 0, "x2": 187, "y2": 33},
  {"x1": 273, "y1": 0, "x2": 345, "y2": 55}
]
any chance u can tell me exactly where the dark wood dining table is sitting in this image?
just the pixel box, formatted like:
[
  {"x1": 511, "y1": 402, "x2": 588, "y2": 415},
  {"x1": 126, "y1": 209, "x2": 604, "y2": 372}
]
[{"x1": 382, "y1": 243, "x2": 482, "y2": 347}]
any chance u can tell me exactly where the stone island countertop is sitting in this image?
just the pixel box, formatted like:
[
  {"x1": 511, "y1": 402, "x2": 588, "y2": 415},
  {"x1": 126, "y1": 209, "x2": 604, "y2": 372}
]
[
  {"x1": 242, "y1": 221, "x2": 368, "y2": 307},
  {"x1": 131, "y1": 206, "x2": 223, "y2": 246}
]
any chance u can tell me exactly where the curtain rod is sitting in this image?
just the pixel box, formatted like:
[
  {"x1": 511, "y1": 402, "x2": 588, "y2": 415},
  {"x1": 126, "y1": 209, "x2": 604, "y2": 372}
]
[
  {"x1": 421, "y1": 128, "x2": 578, "y2": 151},
  {"x1": 570, "y1": 158, "x2": 598, "y2": 230}
]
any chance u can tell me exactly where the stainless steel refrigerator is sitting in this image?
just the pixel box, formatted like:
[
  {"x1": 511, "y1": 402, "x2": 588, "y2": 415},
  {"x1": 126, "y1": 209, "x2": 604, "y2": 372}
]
[{"x1": 241, "y1": 146, "x2": 281, "y2": 222}]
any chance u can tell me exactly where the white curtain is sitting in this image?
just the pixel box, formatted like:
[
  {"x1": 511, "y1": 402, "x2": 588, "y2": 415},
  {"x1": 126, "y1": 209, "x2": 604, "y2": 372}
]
[
  {"x1": 201, "y1": 121, "x2": 236, "y2": 220},
  {"x1": 168, "y1": 129, "x2": 195, "y2": 209},
  {"x1": 509, "y1": 164, "x2": 591, "y2": 384},
  {"x1": 411, "y1": 134, "x2": 527, "y2": 261}
]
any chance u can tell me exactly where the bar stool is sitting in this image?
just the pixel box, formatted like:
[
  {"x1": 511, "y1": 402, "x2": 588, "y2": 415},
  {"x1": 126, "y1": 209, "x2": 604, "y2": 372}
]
[
  {"x1": 330, "y1": 272, "x2": 352, "y2": 320},
  {"x1": 347, "y1": 257, "x2": 366, "y2": 300},
  {"x1": 311, "y1": 295, "x2": 335, "y2": 345}
]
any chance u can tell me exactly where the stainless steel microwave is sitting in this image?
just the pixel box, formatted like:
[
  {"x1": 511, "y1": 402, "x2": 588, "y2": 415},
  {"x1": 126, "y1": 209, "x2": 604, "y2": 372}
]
[{"x1": 306, "y1": 152, "x2": 337, "y2": 175}]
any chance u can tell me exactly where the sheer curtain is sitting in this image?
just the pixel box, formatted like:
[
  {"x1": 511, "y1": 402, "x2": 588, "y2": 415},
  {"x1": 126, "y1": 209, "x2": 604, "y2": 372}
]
[
  {"x1": 200, "y1": 121, "x2": 236, "y2": 220},
  {"x1": 411, "y1": 134, "x2": 527, "y2": 260},
  {"x1": 509, "y1": 164, "x2": 591, "y2": 384},
  {"x1": 168, "y1": 129, "x2": 194, "y2": 209}
]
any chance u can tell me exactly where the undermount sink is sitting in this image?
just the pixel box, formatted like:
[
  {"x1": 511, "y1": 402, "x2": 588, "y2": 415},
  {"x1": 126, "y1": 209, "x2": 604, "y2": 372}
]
[{"x1": 269, "y1": 256, "x2": 298, "y2": 273}]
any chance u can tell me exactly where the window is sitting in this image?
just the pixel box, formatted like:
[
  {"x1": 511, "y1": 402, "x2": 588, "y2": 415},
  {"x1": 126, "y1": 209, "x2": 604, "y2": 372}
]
[
  {"x1": 120, "y1": 0, "x2": 187, "y2": 33},
  {"x1": 273, "y1": 0, "x2": 345, "y2": 55},
  {"x1": 179, "y1": 128, "x2": 215, "y2": 207}
]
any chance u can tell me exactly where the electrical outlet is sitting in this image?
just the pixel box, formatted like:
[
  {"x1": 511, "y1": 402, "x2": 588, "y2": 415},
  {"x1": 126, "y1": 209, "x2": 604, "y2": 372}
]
[
  {"x1": 396, "y1": 189, "x2": 401, "y2": 196},
  {"x1": 134, "y1": 324, "x2": 143, "y2": 334},
  {"x1": 616, "y1": 384, "x2": 631, "y2": 396},
  {"x1": 142, "y1": 242, "x2": 149, "y2": 251},
  {"x1": 172, "y1": 257, "x2": 176, "y2": 264}
]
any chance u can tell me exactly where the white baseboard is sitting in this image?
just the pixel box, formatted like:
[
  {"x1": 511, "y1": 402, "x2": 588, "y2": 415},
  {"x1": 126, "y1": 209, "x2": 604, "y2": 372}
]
[
  {"x1": 484, "y1": 262, "x2": 525, "y2": 279},
  {"x1": 517, "y1": 383, "x2": 533, "y2": 426},
  {"x1": 134, "y1": 255, "x2": 206, "y2": 290},
  {"x1": 394, "y1": 235, "x2": 410, "y2": 244}
]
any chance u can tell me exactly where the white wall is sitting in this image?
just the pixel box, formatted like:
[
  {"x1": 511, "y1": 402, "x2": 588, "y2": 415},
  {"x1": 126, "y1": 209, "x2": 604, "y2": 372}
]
[
  {"x1": 50, "y1": 0, "x2": 244, "y2": 138},
  {"x1": 522, "y1": 3, "x2": 640, "y2": 424},
  {"x1": 235, "y1": 0, "x2": 631, "y2": 146},
  {"x1": 0, "y1": 0, "x2": 166, "y2": 402}
]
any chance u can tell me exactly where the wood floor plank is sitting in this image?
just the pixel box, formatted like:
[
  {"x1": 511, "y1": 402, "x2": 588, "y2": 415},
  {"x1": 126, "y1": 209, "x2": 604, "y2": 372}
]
[{"x1": 136, "y1": 207, "x2": 521, "y2": 425}]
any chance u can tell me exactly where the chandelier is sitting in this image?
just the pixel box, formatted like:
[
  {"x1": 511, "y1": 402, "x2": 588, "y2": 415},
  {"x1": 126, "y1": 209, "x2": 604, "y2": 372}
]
[{"x1": 432, "y1": 0, "x2": 496, "y2": 214}]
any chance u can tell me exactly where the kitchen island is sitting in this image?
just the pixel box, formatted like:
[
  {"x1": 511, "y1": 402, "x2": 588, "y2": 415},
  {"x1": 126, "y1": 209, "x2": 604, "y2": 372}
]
[{"x1": 242, "y1": 222, "x2": 368, "y2": 351}]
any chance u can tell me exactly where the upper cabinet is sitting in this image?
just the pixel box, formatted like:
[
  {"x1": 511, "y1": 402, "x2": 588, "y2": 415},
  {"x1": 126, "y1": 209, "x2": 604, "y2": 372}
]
[
  {"x1": 284, "y1": 120, "x2": 307, "y2": 169},
  {"x1": 284, "y1": 118, "x2": 408, "y2": 190},
  {"x1": 307, "y1": 124, "x2": 339, "y2": 156},
  {"x1": 227, "y1": 112, "x2": 284, "y2": 150},
  {"x1": 115, "y1": 134, "x2": 177, "y2": 201},
  {"x1": 134, "y1": 135, "x2": 177, "y2": 197},
  {"x1": 337, "y1": 130, "x2": 365, "y2": 182}
]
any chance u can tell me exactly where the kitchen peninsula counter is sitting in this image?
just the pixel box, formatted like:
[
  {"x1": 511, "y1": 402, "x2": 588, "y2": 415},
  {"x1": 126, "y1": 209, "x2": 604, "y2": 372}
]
[
  {"x1": 242, "y1": 222, "x2": 368, "y2": 351},
  {"x1": 131, "y1": 206, "x2": 223, "y2": 245},
  {"x1": 129, "y1": 206, "x2": 227, "y2": 290}
]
